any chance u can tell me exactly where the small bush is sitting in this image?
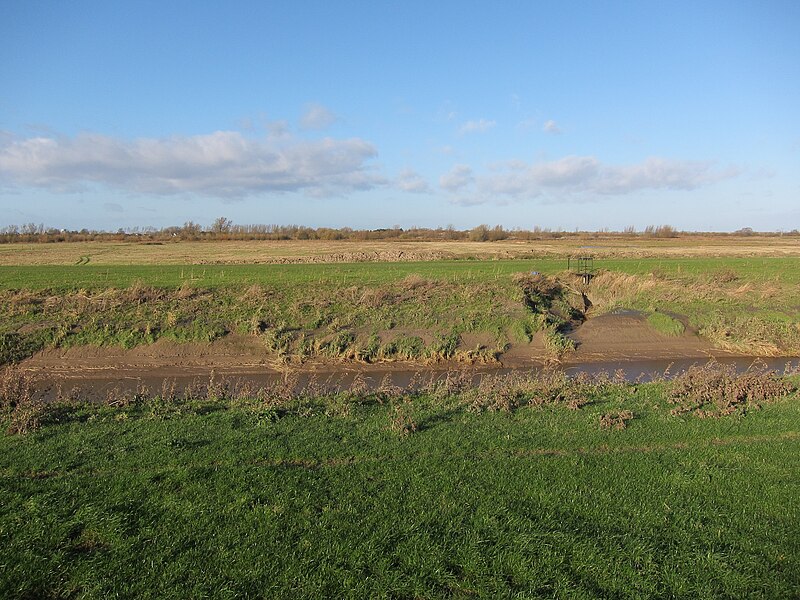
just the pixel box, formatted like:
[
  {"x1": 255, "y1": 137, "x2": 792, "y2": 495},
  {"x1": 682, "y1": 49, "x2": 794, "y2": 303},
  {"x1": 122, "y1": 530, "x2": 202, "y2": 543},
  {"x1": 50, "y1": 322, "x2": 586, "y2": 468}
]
[
  {"x1": 388, "y1": 399, "x2": 417, "y2": 436},
  {"x1": 0, "y1": 365, "x2": 44, "y2": 434}
]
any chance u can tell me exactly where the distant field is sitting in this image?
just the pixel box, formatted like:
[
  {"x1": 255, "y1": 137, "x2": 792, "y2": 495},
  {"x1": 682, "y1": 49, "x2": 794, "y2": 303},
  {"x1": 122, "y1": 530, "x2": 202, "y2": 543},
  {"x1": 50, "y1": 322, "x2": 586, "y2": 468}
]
[
  {"x1": 1, "y1": 235, "x2": 799, "y2": 267},
  {"x1": 0, "y1": 257, "x2": 799, "y2": 291}
]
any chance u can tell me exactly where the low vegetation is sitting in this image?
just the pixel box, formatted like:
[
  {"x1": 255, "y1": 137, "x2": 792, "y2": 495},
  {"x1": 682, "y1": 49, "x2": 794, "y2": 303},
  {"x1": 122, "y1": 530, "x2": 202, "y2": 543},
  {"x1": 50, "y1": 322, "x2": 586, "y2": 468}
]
[
  {"x1": 646, "y1": 311, "x2": 685, "y2": 336},
  {"x1": 1, "y1": 363, "x2": 798, "y2": 597},
  {"x1": 4, "y1": 220, "x2": 796, "y2": 246}
]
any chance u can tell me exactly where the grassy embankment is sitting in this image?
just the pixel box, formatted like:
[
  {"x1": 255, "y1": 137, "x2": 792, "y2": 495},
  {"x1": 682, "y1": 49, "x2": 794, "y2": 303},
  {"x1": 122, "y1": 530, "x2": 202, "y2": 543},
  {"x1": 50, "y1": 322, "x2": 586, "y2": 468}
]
[
  {"x1": 1, "y1": 256, "x2": 799, "y2": 365},
  {"x1": 1, "y1": 363, "x2": 798, "y2": 598},
  {"x1": 588, "y1": 258, "x2": 800, "y2": 354},
  {"x1": 0, "y1": 260, "x2": 583, "y2": 365}
]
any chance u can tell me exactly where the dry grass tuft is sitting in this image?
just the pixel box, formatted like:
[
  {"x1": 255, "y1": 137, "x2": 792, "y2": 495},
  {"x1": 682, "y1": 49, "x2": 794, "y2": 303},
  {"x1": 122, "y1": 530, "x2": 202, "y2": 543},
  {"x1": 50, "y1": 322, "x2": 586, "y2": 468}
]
[
  {"x1": 599, "y1": 410, "x2": 634, "y2": 430},
  {"x1": 388, "y1": 398, "x2": 417, "y2": 436},
  {"x1": 668, "y1": 361, "x2": 795, "y2": 417},
  {"x1": 0, "y1": 365, "x2": 44, "y2": 434}
]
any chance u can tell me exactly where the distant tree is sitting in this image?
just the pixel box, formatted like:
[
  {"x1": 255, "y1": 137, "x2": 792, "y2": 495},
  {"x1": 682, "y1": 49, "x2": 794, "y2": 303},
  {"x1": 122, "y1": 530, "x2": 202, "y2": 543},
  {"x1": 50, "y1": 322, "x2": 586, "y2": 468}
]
[
  {"x1": 210, "y1": 217, "x2": 233, "y2": 234},
  {"x1": 21, "y1": 223, "x2": 43, "y2": 235},
  {"x1": 181, "y1": 221, "x2": 202, "y2": 240},
  {"x1": 486, "y1": 225, "x2": 508, "y2": 241},
  {"x1": 468, "y1": 224, "x2": 490, "y2": 242},
  {"x1": 444, "y1": 224, "x2": 460, "y2": 240}
]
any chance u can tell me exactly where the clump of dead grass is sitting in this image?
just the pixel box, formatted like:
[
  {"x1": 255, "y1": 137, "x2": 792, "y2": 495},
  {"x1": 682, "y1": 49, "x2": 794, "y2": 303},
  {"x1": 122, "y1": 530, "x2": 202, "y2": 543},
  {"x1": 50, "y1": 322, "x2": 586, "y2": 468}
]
[
  {"x1": 0, "y1": 365, "x2": 44, "y2": 434},
  {"x1": 462, "y1": 370, "x2": 609, "y2": 413},
  {"x1": 388, "y1": 398, "x2": 417, "y2": 436},
  {"x1": 710, "y1": 268, "x2": 739, "y2": 284},
  {"x1": 668, "y1": 361, "x2": 795, "y2": 417},
  {"x1": 599, "y1": 410, "x2": 634, "y2": 430}
]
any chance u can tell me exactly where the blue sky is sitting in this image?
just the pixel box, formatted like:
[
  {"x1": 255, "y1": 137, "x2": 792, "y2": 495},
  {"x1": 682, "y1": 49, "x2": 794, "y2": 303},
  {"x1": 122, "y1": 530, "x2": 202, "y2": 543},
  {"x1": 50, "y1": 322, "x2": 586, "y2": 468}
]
[{"x1": 1, "y1": 1, "x2": 798, "y2": 231}]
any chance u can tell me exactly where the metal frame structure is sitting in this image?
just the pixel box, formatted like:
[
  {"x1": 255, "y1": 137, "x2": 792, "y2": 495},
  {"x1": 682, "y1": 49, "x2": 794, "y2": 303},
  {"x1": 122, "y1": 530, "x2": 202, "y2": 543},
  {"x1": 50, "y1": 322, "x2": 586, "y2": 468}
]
[{"x1": 568, "y1": 256, "x2": 595, "y2": 284}]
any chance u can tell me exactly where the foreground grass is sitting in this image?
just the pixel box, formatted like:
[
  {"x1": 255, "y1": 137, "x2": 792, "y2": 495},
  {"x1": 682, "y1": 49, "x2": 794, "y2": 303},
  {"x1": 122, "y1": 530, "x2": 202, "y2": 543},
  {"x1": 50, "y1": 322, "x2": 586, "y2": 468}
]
[{"x1": 1, "y1": 373, "x2": 799, "y2": 598}]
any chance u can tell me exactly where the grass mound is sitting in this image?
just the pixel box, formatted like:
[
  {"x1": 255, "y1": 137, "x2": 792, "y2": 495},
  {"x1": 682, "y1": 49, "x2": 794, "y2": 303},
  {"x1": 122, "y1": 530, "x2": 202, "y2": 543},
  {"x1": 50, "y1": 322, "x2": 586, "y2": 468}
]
[{"x1": 646, "y1": 311, "x2": 685, "y2": 336}]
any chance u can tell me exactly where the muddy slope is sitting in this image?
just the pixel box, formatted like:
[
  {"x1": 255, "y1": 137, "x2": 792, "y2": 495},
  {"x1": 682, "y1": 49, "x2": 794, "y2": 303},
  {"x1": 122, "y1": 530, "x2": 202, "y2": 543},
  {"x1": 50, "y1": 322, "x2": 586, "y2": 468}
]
[
  {"x1": 565, "y1": 310, "x2": 722, "y2": 362},
  {"x1": 21, "y1": 311, "x2": 732, "y2": 379}
]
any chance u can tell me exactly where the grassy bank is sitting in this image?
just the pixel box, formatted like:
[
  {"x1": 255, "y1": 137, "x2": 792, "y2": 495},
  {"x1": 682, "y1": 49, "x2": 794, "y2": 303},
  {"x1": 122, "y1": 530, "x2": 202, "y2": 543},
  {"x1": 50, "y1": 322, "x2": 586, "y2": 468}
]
[
  {"x1": 1, "y1": 257, "x2": 799, "y2": 365},
  {"x1": 587, "y1": 263, "x2": 800, "y2": 354},
  {"x1": 0, "y1": 268, "x2": 583, "y2": 365},
  {"x1": 1, "y1": 365, "x2": 798, "y2": 598}
]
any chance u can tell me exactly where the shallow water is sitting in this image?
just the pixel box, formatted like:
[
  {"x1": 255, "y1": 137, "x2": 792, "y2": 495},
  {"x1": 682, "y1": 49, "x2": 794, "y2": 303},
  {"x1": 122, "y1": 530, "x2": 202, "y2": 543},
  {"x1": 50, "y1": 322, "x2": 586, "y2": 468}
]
[{"x1": 33, "y1": 356, "x2": 800, "y2": 403}]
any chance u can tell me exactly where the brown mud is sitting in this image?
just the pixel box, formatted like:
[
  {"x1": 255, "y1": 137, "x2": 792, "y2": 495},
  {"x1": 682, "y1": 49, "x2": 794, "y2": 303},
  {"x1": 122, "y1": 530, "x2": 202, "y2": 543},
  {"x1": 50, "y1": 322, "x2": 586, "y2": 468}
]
[{"x1": 18, "y1": 312, "x2": 800, "y2": 402}]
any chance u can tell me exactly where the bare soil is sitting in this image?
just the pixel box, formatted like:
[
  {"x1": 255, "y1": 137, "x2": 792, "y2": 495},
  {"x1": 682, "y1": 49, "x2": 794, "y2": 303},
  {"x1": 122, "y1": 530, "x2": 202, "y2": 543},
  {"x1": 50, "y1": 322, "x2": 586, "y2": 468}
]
[{"x1": 565, "y1": 310, "x2": 721, "y2": 362}]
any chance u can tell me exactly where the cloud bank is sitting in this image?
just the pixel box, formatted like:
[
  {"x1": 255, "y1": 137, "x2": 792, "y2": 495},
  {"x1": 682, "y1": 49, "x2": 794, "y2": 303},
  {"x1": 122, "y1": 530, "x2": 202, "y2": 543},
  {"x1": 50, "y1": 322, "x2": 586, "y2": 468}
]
[
  {"x1": 0, "y1": 131, "x2": 384, "y2": 197},
  {"x1": 442, "y1": 155, "x2": 739, "y2": 204}
]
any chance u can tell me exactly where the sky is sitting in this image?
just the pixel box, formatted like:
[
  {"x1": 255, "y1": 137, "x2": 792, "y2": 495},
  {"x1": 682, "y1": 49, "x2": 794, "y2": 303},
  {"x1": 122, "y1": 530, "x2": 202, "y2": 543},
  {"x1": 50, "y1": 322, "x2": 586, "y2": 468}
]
[{"x1": 1, "y1": 0, "x2": 799, "y2": 232}]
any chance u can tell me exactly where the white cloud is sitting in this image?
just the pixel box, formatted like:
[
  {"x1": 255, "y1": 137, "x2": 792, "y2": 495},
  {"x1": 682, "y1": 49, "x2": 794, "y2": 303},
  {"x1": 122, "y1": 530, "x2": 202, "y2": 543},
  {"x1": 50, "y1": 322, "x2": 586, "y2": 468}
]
[
  {"x1": 593, "y1": 158, "x2": 739, "y2": 194},
  {"x1": 440, "y1": 155, "x2": 739, "y2": 203},
  {"x1": 300, "y1": 103, "x2": 337, "y2": 130},
  {"x1": 459, "y1": 119, "x2": 496, "y2": 135},
  {"x1": 542, "y1": 119, "x2": 562, "y2": 134},
  {"x1": 396, "y1": 168, "x2": 429, "y2": 193},
  {"x1": 439, "y1": 164, "x2": 474, "y2": 192},
  {"x1": 0, "y1": 130, "x2": 384, "y2": 198}
]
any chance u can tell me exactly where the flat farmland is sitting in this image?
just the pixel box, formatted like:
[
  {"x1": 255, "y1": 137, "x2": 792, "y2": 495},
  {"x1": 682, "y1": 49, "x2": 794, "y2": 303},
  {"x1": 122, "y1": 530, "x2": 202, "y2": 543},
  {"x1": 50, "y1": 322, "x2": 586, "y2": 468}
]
[
  {"x1": 1, "y1": 235, "x2": 799, "y2": 267},
  {"x1": 2, "y1": 239, "x2": 800, "y2": 598}
]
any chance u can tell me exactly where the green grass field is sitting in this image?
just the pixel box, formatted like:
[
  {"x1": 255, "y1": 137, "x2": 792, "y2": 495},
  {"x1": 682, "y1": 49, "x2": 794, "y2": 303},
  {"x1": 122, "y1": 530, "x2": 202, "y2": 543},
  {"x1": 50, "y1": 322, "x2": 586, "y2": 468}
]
[
  {"x1": 1, "y1": 372, "x2": 798, "y2": 598},
  {"x1": 1, "y1": 257, "x2": 799, "y2": 291}
]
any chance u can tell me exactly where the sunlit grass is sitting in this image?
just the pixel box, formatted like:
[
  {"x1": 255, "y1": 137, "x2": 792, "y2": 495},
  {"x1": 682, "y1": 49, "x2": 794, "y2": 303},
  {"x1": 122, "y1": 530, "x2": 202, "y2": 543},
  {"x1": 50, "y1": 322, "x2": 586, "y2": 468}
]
[{"x1": 1, "y1": 377, "x2": 798, "y2": 598}]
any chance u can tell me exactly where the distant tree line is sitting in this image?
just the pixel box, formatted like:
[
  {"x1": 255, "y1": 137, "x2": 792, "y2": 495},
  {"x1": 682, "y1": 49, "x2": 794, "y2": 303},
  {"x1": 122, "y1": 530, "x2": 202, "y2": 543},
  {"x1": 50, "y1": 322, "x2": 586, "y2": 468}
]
[{"x1": 0, "y1": 219, "x2": 796, "y2": 244}]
